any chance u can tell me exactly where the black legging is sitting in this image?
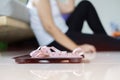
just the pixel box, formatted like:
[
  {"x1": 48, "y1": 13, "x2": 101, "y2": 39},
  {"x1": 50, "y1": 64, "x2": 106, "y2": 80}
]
[
  {"x1": 48, "y1": 0, "x2": 120, "y2": 51},
  {"x1": 66, "y1": 0, "x2": 107, "y2": 34}
]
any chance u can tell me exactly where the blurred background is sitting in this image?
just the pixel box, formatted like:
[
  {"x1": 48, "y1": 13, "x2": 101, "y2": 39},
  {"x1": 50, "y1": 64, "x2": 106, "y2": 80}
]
[{"x1": 0, "y1": 0, "x2": 120, "y2": 51}]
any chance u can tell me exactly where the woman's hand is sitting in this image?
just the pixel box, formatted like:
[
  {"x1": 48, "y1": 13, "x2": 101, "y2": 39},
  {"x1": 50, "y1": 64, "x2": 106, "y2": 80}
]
[
  {"x1": 79, "y1": 44, "x2": 96, "y2": 62},
  {"x1": 74, "y1": 44, "x2": 96, "y2": 62},
  {"x1": 79, "y1": 44, "x2": 96, "y2": 53}
]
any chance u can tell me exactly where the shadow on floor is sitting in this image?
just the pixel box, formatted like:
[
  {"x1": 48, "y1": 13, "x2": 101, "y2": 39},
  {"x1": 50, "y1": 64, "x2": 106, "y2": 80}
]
[{"x1": 7, "y1": 38, "x2": 39, "y2": 51}]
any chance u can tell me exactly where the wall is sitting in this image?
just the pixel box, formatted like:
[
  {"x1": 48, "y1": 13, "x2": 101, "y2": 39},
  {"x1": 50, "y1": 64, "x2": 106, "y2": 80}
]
[{"x1": 76, "y1": 0, "x2": 120, "y2": 35}]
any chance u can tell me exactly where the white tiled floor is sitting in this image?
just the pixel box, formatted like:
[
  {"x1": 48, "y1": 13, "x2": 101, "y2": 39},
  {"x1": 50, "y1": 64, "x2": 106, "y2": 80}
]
[{"x1": 0, "y1": 51, "x2": 120, "y2": 80}]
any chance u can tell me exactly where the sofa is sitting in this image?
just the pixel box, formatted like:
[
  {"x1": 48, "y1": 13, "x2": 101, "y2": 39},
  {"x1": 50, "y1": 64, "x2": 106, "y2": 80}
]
[{"x1": 0, "y1": 0, "x2": 34, "y2": 43}]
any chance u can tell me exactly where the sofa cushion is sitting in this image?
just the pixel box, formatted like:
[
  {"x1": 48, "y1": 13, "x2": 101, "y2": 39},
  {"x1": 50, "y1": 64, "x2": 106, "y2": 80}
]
[
  {"x1": 0, "y1": 0, "x2": 29, "y2": 23},
  {"x1": 0, "y1": 16, "x2": 34, "y2": 43}
]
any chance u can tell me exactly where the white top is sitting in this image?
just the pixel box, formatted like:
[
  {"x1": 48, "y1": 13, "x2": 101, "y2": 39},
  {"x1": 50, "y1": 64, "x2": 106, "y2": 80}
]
[{"x1": 27, "y1": 0, "x2": 68, "y2": 46}]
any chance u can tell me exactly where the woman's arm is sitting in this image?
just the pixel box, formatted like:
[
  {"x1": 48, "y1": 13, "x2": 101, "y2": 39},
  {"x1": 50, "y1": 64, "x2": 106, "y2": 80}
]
[
  {"x1": 33, "y1": 0, "x2": 78, "y2": 51},
  {"x1": 33, "y1": 0, "x2": 96, "y2": 53},
  {"x1": 56, "y1": 0, "x2": 75, "y2": 14}
]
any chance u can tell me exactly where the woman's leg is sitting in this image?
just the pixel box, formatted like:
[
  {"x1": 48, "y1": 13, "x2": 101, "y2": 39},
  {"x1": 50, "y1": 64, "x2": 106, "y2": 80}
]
[
  {"x1": 48, "y1": 31, "x2": 120, "y2": 51},
  {"x1": 48, "y1": 41, "x2": 70, "y2": 51},
  {"x1": 66, "y1": 31, "x2": 120, "y2": 51},
  {"x1": 66, "y1": 0, "x2": 107, "y2": 34}
]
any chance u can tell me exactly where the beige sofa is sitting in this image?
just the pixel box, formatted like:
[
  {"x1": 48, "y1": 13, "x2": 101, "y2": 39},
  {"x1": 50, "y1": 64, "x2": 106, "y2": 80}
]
[
  {"x1": 0, "y1": 0, "x2": 34, "y2": 43},
  {"x1": 0, "y1": 16, "x2": 34, "y2": 43}
]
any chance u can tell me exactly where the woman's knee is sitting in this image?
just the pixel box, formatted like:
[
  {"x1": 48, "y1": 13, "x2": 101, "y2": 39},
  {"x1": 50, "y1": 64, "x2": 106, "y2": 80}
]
[{"x1": 78, "y1": 0, "x2": 93, "y2": 7}]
